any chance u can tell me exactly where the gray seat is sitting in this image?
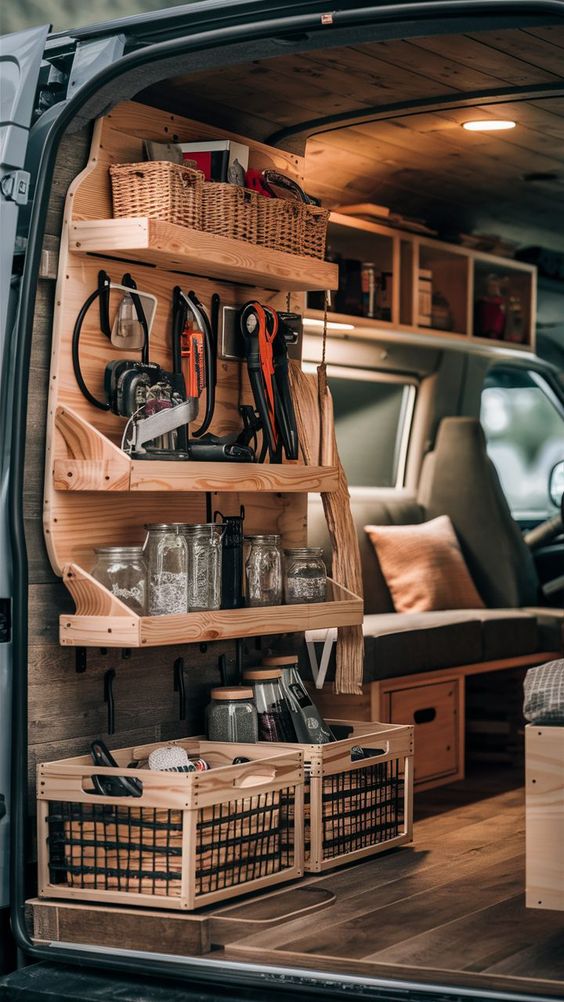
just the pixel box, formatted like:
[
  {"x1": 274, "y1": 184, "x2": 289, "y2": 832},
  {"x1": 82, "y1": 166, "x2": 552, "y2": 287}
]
[{"x1": 306, "y1": 417, "x2": 553, "y2": 684}]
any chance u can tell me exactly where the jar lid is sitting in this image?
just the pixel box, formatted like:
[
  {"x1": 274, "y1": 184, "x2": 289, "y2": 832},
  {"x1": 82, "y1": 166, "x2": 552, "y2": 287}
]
[
  {"x1": 262, "y1": 654, "x2": 299, "y2": 666},
  {"x1": 284, "y1": 547, "x2": 324, "y2": 556},
  {"x1": 243, "y1": 668, "x2": 282, "y2": 681},
  {"x1": 210, "y1": 687, "x2": 254, "y2": 700},
  {"x1": 245, "y1": 534, "x2": 280, "y2": 543},
  {"x1": 94, "y1": 546, "x2": 145, "y2": 555},
  {"x1": 181, "y1": 523, "x2": 222, "y2": 533},
  {"x1": 144, "y1": 523, "x2": 182, "y2": 532}
]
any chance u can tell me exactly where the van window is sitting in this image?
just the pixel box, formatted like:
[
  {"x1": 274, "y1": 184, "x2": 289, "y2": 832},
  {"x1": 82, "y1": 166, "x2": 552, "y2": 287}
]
[
  {"x1": 304, "y1": 364, "x2": 416, "y2": 488},
  {"x1": 481, "y1": 366, "x2": 564, "y2": 519}
]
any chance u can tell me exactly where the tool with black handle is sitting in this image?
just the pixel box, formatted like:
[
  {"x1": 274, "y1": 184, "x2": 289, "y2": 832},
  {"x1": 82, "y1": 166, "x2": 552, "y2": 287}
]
[
  {"x1": 239, "y1": 302, "x2": 278, "y2": 459},
  {"x1": 90, "y1": 739, "x2": 143, "y2": 798},
  {"x1": 271, "y1": 312, "x2": 299, "y2": 461}
]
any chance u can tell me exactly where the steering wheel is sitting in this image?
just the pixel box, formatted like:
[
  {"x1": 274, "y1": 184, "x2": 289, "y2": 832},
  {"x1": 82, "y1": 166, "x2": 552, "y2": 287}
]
[{"x1": 523, "y1": 492, "x2": 564, "y2": 601}]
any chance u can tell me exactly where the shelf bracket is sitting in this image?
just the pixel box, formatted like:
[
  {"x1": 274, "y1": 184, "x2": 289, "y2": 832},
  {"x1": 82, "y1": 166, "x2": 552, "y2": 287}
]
[{"x1": 306, "y1": 627, "x2": 337, "y2": 690}]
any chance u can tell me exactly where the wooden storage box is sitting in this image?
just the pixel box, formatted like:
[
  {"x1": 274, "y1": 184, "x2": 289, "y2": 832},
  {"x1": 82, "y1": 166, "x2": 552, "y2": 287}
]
[
  {"x1": 526, "y1": 724, "x2": 564, "y2": 911},
  {"x1": 263, "y1": 720, "x2": 413, "y2": 872},
  {"x1": 37, "y1": 740, "x2": 304, "y2": 911}
]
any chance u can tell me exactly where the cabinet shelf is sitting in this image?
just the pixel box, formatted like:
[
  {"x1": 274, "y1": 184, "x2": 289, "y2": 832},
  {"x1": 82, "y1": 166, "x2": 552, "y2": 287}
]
[
  {"x1": 60, "y1": 563, "x2": 363, "y2": 647},
  {"x1": 53, "y1": 407, "x2": 339, "y2": 494},
  {"x1": 69, "y1": 218, "x2": 339, "y2": 293}
]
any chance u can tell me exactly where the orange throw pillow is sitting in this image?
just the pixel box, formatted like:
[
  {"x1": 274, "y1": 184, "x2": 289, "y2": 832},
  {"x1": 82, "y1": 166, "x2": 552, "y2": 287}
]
[{"x1": 364, "y1": 515, "x2": 484, "y2": 613}]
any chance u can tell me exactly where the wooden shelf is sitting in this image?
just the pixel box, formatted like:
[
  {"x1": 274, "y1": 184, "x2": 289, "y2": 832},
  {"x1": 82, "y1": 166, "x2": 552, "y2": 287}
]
[
  {"x1": 53, "y1": 407, "x2": 339, "y2": 494},
  {"x1": 60, "y1": 563, "x2": 363, "y2": 647},
  {"x1": 69, "y1": 218, "x2": 339, "y2": 293}
]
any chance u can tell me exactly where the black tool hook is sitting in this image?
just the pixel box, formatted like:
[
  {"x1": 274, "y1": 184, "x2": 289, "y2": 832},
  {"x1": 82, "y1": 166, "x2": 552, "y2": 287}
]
[
  {"x1": 173, "y1": 657, "x2": 186, "y2": 721},
  {"x1": 103, "y1": 668, "x2": 116, "y2": 735}
]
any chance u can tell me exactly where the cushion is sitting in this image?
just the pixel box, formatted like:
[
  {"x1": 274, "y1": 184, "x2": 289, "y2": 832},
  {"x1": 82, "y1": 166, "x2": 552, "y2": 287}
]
[
  {"x1": 523, "y1": 660, "x2": 564, "y2": 723},
  {"x1": 365, "y1": 515, "x2": 485, "y2": 614}
]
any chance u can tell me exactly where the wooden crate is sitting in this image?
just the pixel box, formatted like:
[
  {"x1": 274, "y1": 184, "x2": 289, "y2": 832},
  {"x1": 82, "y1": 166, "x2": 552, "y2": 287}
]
[
  {"x1": 262, "y1": 720, "x2": 413, "y2": 872},
  {"x1": 37, "y1": 740, "x2": 304, "y2": 910},
  {"x1": 526, "y1": 724, "x2": 564, "y2": 912}
]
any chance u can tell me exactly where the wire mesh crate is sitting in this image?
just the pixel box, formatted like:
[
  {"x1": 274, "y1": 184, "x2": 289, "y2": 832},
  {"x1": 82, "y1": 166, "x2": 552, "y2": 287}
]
[
  {"x1": 37, "y1": 740, "x2": 304, "y2": 910},
  {"x1": 263, "y1": 720, "x2": 413, "y2": 872}
]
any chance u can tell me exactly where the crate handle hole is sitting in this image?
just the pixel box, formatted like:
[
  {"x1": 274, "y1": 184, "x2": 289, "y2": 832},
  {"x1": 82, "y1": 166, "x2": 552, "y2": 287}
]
[
  {"x1": 351, "y1": 745, "x2": 387, "y2": 762},
  {"x1": 234, "y1": 768, "x2": 276, "y2": 789},
  {"x1": 414, "y1": 707, "x2": 436, "y2": 724}
]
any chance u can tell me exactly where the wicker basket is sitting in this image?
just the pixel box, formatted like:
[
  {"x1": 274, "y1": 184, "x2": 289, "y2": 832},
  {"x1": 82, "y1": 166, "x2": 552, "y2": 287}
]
[
  {"x1": 201, "y1": 183, "x2": 259, "y2": 243},
  {"x1": 38, "y1": 739, "x2": 304, "y2": 910},
  {"x1": 110, "y1": 162, "x2": 203, "y2": 229},
  {"x1": 262, "y1": 719, "x2": 413, "y2": 872},
  {"x1": 302, "y1": 204, "x2": 330, "y2": 259},
  {"x1": 257, "y1": 197, "x2": 304, "y2": 256}
]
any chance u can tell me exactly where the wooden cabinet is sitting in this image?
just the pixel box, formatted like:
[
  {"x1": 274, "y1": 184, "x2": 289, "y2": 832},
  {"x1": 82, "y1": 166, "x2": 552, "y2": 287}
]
[
  {"x1": 385, "y1": 679, "x2": 463, "y2": 789},
  {"x1": 306, "y1": 212, "x2": 536, "y2": 354}
]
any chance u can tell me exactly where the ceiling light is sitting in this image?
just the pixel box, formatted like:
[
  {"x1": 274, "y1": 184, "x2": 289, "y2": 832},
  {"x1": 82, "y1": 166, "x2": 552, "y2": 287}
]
[
  {"x1": 303, "y1": 317, "x2": 355, "y2": 331},
  {"x1": 462, "y1": 119, "x2": 516, "y2": 132}
]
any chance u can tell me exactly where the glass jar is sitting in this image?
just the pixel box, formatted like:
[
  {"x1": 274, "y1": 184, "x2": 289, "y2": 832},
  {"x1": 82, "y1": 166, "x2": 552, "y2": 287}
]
[
  {"x1": 144, "y1": 524, "x2": 188, "y2": 616},
  {"x1": 284, "y1": 547, "x2": 327, "y2": 604},
  {"x1": 206, "y1": 687, "x2": 258, "y2": 743},
  {"x1": 245, "y1": 534, "x2": 282, "y2": 607},
  {"x1": 243, "y1": 668, "x2": 297, "y2": 742},
  {"x1": 91, "y1": 546, "x2": 147, "y2": 615},
  {"x1": 262, "y1": 655, "x2": 334, "y2": 743},
  {"x1": 181, "y1": 524, "x2": 223, "y2": 611}
]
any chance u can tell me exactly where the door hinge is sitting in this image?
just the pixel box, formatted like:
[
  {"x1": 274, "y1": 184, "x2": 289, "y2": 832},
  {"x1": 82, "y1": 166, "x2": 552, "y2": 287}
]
[
  {"x1": 1, "y1": 170, "x2": 31, "y2": 206},
  {"x1": 0, "y1": 599, "x2": 11, "y2": 643}
]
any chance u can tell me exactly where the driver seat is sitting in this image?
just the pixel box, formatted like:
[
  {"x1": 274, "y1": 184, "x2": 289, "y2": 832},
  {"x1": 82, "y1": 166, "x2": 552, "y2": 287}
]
[{"x1": 417, "y1": 417, "x2": 540, "y2": 608}]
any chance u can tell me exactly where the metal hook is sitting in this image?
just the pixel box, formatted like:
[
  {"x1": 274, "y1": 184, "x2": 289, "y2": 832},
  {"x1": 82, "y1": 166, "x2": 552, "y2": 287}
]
[
  {"x1": 173, "y1": 657, "x2": 186, "y2": 721},
  {"x1": 104, "y1": 668, "x2": 116, "y2": 735}
]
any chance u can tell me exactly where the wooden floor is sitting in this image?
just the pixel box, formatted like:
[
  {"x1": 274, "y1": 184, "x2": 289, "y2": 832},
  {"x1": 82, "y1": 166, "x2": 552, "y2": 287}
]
[{"x1": 223, "y1": 768, "x2": 564, "y2": 998}]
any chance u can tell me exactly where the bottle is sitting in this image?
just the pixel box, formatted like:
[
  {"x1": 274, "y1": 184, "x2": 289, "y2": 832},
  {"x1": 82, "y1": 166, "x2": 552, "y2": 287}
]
[
  {"x1": 215, "y1": 507, "x2": 245, "y2": 609},
  {"x1": 261, "y1": 654, "x2": 335, "y2": 744},
  {"x1": 206, "y1": 687, "x2": 258, "y2": 743},
  {"x1": 242, "y1": 668, "x2": 298, "y2": 742}
]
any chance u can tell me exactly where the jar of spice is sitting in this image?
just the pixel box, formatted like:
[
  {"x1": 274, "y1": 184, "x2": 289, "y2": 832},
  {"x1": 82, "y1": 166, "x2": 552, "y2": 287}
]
[
  {"x1": 245, "y1": 534, "x2": 282, "y2": 607},
  {"x1": 206, "y1": 687, "x2": 258, "y2": 743},
  {"x1": 91, "y1": 546, "x2": 147, "y2": 615},
  {"x1": 182, "y1": 523, "x2": 223, "y2": 611},
  {"x1": 144, "y1": 524, "x2": 188, "y2": 616},
  {"x1": 284, "y1": 547, "x2": 327, "y2": 604},
  {"x1": 243, "y1": 668, "x2": 297, "y2": 742}
]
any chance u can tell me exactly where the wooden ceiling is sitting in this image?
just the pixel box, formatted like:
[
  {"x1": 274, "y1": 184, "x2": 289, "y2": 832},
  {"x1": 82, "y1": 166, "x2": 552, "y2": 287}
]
[{"x1": 142, "y1": 25, "x2": 564, "y2": 249}]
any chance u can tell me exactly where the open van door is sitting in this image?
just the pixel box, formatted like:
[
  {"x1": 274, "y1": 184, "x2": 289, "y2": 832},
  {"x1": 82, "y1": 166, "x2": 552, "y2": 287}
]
[{"x1": 0, "y1": 23, "x2": 48, "y2": 959}]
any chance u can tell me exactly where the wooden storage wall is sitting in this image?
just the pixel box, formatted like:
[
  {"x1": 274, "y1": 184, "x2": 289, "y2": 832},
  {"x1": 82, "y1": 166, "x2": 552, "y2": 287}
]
[{"x1": 44, "y1": 101, "x2": 312, "y2": 577}]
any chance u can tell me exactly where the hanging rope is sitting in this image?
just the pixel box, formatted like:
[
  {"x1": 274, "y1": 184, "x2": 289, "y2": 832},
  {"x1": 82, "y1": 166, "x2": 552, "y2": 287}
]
[{"x1": 289, "y1": 294, "x2": 364, "y2": 694}]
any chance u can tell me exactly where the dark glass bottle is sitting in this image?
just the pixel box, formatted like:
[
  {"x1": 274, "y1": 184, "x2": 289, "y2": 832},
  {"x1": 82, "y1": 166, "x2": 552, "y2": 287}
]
[
  {"x1": 243, "y1": 668, "x2": 298, "y2": 742},
  {"x1": 262, "y1": 654, "x2": 334, "y2": 744}
]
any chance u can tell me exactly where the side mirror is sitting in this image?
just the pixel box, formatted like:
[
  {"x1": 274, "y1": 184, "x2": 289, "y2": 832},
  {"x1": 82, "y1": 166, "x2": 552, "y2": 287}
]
[{"x1": 548, "y1": 460, "x2": 564, "y2": 509}]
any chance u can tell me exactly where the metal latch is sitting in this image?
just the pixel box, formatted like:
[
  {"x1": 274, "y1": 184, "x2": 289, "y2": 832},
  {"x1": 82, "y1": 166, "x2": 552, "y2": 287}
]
[
  {"x1": 1, "y1": 170, "x2": 31, "y2": 206},
  {"x1": 0, "y1": 599, "x2": 11, "y2": 642}
]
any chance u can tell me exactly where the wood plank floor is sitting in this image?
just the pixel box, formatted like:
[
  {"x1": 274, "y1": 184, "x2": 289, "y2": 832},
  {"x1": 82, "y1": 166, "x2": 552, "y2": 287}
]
[{"x1": 224, "y1": 768, "x2": 564, "y2": 998}]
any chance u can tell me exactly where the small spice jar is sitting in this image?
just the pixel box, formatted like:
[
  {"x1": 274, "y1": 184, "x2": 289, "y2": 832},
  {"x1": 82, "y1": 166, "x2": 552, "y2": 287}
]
[
  {"x1": 245, "y1": 534, "x2": 282, "y2": 607},
  {"x1": 243, "y1": 668, "x2": 297, "y2": 742},
  {"x1": 206, "y1": 687, "x2": 258, "y2": 743},
  {"x1": 181, "y1": 523, "x2": 223, "y2": 611},
  {"x1": 284, "y1": 547, "x2": 327, "y2": 604},
  {"x1": 91, "y1": 546, "x2": 147, "y2": 615},
  {"x1": 144, "y1": 524, "x2": 188, "y2": 616}
]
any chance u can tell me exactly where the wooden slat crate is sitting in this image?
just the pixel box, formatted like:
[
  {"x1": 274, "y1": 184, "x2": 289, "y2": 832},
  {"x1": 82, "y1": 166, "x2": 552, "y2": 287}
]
[
  {"x1": 262, "y1": 720, "x2": 414, "y2": 872},
  {"x1": 37, "y1": 740, "x2": 304, "y2": 910}
]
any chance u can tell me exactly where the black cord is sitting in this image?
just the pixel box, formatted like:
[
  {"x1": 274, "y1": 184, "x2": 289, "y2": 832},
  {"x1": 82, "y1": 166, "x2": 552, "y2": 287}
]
[{"x1": 71, "y1": 284, "x2": 110, "y2": 411}]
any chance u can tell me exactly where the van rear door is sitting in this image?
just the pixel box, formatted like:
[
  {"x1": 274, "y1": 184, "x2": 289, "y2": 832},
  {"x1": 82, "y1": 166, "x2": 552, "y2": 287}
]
[{"x1": 0, "y1": 23, "x2": 48, "y2": 921}]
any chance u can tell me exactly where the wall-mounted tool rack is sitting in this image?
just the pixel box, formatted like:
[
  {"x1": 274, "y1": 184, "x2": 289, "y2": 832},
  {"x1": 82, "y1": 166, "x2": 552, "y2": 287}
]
[{"x1": 44, "y1": 100, "x2": 361, "y2": 648}]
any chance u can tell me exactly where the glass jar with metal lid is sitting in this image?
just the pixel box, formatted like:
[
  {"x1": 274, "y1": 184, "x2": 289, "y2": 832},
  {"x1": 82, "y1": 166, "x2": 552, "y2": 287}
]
[
  {"x1": 206, "y1": 687, "x2": 258, "y2": 743},
  {"x1": 242, "y1": 668, "x2": 297, "y2": 742},
  {"x1": 245, "y1": 534, "x2": 282, "y2": 607},
  {"x1": 262, "y1": 654, "x2": 334, "y2": 744},
  {"x1": 144, "y1": 524, "x2": 188, "y2": 616},
  {"x1": 284, "y1": 547, "x2": 327, "y2": 604},
  {"x1": 91, "y1": 546, "x2": 147, "y2": 615},
  {"x1": 181, "y1": 523, "x2": 223, "y2": 611}
]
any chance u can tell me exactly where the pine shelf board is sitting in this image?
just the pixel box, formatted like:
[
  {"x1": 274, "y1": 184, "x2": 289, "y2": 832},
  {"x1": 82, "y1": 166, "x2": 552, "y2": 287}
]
[
  {"x1": 59, "y1": 563, "x2": 363, "y2": 647},
  {"x1": 69, "y1": 218, "x2": 339, "y2": 293},
  {"x1": 53, "y1": 457, "x2": 339, "y2": 494}
]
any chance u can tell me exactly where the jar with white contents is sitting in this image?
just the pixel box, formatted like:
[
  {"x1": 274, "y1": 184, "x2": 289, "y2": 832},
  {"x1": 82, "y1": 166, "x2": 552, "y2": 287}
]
[{"x1": 284, "y1": 547, "x2": 327, "y2": 604}]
